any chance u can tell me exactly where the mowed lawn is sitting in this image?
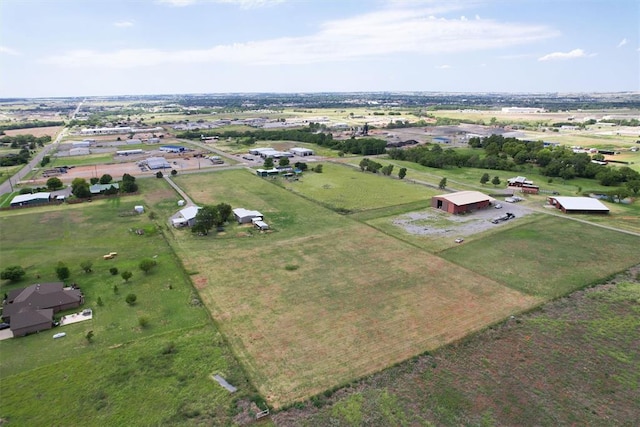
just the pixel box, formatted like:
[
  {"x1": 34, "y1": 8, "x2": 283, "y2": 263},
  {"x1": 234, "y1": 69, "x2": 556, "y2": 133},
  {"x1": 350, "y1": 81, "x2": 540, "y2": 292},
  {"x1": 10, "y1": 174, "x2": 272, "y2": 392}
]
[
  {"x1": 275, "y1": 162, "x2": 439, "y2": 212},
  {"x1": 170, "y1": 170, "x2": 539, "y2": 407},
  {"x1": 440, "y1": 215, "x2": 640, "y2": 299}
]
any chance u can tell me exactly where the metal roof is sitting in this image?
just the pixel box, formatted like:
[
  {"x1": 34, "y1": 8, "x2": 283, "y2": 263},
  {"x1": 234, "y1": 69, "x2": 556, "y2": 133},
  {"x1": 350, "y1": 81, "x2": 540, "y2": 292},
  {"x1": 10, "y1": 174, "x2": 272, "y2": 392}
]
[
  {"x1": 435, "y1": 191, "x2": 494, "y2": 206},
  {"x1": 552, "y1": 197, "x2": 609, "y2": 211},
  {"x1": 179, "y1": 206, "x2": 201, "y2": 221},
  {"x1": 10, "y1": 192, "x2": 50, "y2": 204}
]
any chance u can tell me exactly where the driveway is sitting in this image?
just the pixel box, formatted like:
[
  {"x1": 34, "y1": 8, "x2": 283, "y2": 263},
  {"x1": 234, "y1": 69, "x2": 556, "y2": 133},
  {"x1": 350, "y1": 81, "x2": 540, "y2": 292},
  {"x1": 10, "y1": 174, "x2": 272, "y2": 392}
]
[{"x1": 0, "y1": 329, "x2": 14, "y2": 341}]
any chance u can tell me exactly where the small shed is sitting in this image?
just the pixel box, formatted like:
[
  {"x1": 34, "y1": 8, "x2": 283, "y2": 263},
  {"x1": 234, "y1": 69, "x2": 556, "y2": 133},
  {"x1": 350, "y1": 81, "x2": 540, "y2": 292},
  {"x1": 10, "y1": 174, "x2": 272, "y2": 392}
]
[
  {"x1": 172, "y1": 206, "x2": 202, "y2": 227},
  {"x1": 253, "y1": 220, "x2": 269, "y2": 231}
]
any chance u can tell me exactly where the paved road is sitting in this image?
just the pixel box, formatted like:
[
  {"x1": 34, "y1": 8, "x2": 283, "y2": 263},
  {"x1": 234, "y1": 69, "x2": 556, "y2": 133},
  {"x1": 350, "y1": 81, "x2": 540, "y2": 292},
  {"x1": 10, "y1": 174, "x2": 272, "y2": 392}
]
[
  {"x1": 0, "y1": 100, "x2": 83, "y2": 197},
  {"x1": 0, "y1": 127, "x2": 69, "y2": 196}
]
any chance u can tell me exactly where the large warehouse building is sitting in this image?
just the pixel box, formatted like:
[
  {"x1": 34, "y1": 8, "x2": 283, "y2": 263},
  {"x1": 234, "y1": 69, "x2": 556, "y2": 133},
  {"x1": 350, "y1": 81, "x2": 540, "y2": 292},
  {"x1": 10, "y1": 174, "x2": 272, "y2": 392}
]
[
  {"x1": 547, "y1": 196, "x2": 610, "y2": 214},
  {"x1": 431, "y1": 191, "x2": 494, "y2": 214}
]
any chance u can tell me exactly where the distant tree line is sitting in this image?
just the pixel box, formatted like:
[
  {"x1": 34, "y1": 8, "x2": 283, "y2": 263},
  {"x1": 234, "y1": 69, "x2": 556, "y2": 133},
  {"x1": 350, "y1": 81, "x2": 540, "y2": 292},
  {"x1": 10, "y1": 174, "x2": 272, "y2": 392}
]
[
  {"x1": 178, "y1": 126, "x2": 388, "y2": 155},
  {"x1": 388, "y1": 134, "x2": 640, "y2": 187}
]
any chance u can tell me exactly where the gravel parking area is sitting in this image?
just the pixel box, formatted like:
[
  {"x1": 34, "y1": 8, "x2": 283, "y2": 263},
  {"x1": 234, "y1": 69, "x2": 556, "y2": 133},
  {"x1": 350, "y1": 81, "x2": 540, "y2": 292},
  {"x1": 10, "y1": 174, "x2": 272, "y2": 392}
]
[{"x1": 393, "y1": 202, "x2": 535, "y2": 237}]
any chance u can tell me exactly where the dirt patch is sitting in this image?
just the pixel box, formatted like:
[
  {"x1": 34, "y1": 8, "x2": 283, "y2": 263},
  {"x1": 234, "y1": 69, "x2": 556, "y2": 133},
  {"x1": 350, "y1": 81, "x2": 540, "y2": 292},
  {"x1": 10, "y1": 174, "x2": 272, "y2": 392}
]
[
  {"x1": 193, "y1": 276, "x2": 208, "y2": 289},
  {"x1": 4, "y1": 126, "x2": 63, "y2": 138}
]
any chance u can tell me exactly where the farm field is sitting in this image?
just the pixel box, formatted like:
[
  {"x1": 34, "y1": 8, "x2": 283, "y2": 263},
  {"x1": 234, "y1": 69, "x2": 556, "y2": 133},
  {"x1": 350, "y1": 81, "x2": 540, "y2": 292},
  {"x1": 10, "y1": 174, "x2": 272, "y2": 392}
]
[
  {"x1": 0, "y1": 187, "x2": 259, "y2": 425},
  {"x1": 170, "y1": 169, "x2": 540, "y2": 407},
  {"x1": 440, "y1": 215, "x2": 640, "y2": 299},
  {"x1": 2, "y1": 125, "x2": 63, "y2": 138},
  {"x1": 275, "y1": 162, "x2": 438, "y2": 212},
  {"x1": 274, "y1": 268, "x2": 640, "y2": 426}
]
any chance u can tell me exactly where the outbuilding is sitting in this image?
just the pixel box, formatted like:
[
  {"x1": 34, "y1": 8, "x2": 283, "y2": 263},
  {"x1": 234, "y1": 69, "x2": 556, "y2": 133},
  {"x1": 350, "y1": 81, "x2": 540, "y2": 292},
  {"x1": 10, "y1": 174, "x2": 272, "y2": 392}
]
[
  {"x1": 159, "y1": 145, "x2": 186, "y2": 153},
  {"x1": 547, "y1": 197, "x2": 610, "y2": 214},
  {"x1": 289, "y1": 147, "x2": 314, "y2": 156},
  {"x1": 171, "y1": 205, "x2": 202, "y2": 227},
  {"x1": 146, "y1": 157, "x2": 171, "y2": 170},
  {"x1": 432, "y1": 191, "x2": 493, "y2": 214},
  {"x1": 10, "y1": 192, "x2": 51, "y2": 207},
  {"x1": 233, "y1": 208, "x2": 263, "y2": 224}
]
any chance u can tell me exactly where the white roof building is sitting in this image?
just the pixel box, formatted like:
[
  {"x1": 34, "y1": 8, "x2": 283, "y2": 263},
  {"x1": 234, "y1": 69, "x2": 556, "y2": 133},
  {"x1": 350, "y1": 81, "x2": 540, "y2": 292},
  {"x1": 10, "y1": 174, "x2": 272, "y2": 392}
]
[
  {"x1": 10, "y1": 192, "x2": 51, "y2": 206},
  {"x1": 548, "y1": 197, "x2": 610, "y2": 213},
  {"x1": 233, "y1": 208, "x2": 263, "y2": 224}
]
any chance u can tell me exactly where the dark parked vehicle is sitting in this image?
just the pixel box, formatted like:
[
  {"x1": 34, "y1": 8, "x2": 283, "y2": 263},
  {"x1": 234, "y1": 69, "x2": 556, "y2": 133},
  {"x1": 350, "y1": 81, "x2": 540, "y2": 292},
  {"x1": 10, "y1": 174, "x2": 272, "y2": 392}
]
[{"x1": 0, "y1": 322, "x2": 10, "y2": 330}]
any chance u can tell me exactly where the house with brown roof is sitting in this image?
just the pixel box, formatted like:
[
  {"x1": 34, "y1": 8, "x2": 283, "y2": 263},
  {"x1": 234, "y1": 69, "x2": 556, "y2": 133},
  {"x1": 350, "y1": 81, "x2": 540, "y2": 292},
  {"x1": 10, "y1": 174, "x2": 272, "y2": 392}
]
[{"x1": 2, "y1": 283, "x2": 84, "y2": 337}]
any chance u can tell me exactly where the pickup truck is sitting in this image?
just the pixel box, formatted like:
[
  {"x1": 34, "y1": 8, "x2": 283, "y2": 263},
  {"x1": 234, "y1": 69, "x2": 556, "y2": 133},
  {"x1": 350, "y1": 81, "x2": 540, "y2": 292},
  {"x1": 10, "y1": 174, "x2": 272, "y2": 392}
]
[{"x1": 491, "y1": 213, "x2": 515, "y2": 224}]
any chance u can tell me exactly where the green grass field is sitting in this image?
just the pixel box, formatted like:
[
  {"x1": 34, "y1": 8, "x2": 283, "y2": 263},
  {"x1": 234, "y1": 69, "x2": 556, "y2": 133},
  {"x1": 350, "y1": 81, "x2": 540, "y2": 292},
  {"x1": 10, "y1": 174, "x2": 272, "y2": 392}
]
[
  {"x1": 440, "y1": 215, "x2": 640, "y2": 298},
  {"x1": 275, "y1": 162, "x2": 438, "y2": 213},
  {"x1": 0, "y1": 185, "x2": 259, "y2": 425},
  {"x1": 170, "y1": 169, "x2": 539, "y2": 407}
]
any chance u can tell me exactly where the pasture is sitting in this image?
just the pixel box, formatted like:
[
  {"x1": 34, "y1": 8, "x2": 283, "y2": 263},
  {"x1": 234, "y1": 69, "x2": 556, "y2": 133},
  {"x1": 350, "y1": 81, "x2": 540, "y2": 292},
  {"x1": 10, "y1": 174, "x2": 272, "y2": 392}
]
[
  {"x1": 170, "y1": 169, "x2": 539, "y2": 407},
  {"x1": 440, "y1": 215, "x2": 640, "y2": 298},
  {"x1": 276, "y1": 270, "x2": 640, "y2": 426},
  {"x1": 0, "y1": 189, "x2": 259, "y2": 425},
  {"x1": 275, "y1": 162, "x2": 438, "y2": 213}
]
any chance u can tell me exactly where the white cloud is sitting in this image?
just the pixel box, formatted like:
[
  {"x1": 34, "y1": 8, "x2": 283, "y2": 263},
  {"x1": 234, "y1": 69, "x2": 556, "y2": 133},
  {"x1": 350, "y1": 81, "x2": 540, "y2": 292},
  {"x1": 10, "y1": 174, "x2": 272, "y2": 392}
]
[
  {"x1": 157, "y1": 0, "x2": 285, "y2": 7},
  {"x1": 436, "y1": 64, "x2": 451, "y2": 69},
  {"x1": 0, "y1": 46, "x2": 20, "y2": 55},
  {"x1": 617, "y1": 38, "x2": 627, "y2": 48},
  {"x1": 538, "y1": 48, "x2": 595, "y2": 61},
  {"x1": 42, "y1": 5, "x2": 559, "y2": 68},
  {"x1": 114, "y1": 20, "x2": 134, "y2": 28}
]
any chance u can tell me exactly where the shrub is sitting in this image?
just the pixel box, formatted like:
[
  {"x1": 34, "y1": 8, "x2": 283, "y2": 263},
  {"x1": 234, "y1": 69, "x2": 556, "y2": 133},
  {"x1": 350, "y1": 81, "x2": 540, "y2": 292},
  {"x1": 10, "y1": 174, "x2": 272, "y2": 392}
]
[
  {"x1": 1, "y1": 265, "x2": 26, "y2": 282},
  {"x1": 138, "y1": 316, "x2": 149, "y2": 328},
  {"x1": 109, "y1": 267, "x2": 119, "y2": 275},
  {"x1": 125, "y1": 293, "x2": 137, "y2": 305}
]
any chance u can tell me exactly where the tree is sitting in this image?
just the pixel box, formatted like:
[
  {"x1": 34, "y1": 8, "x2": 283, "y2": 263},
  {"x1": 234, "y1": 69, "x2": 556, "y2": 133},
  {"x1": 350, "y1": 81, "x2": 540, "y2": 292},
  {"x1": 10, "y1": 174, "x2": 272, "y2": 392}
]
[
  {"x1": 99, "y1": 174, "x2": 113, "y2": 184},
  {"x1": 97, "y1": 297, "x2": 103, "y2": 307},
  {"x1": 313, "y1": 164, "x2": 323, "y2": 173},
  {"x1": 381, "y1": 164, "x2": 394, "y2": 176},
  {"x1": 85, "y1": 330, "x2": 94, "y2": 343},
  {"x1": 113, "y1": 284, "x2": 119, "y2": 294},
  {"x1": 1, "y1": 265, "x2": 26, "y2": 282},
  {"x1": 109, "y1": 267, "x2": 119, "y2": 276},
  {"x1": 80, "y1": 260, "x2": 93, "y2": 273},
  {"x1": 359, "y1": 158, "x2": 369, "y2": 171},
  {"x1": 398, "y1": 167, "x2": 407, "y2": 180},
  {"x1": 438, "y1": 177, "x2": 447, "y2": 189},
  {"x1": 626, "y1": 179, "x2": 640, "y2": 195},
  {"x1": 56, "y1": 262, "x2": 70, "y2": 282},
  {"x1": 90, "y1": 177, "x2": 99, "y2": 185},
  {"x1": 215, "y1": 203, "x2": 233, "y2": 224},
  {"x1": 46, "y1": 177, "x2": 63, "y2": 190},
  {"x1": 71, "y1": 178, "x2": 91, "y2": 198},
  {"x1": 491, "y1": 176, "x2": 501, "y2": 187},
  {"x1": 156, "y1": 171, "x2": 163, "y2": 178},
  {"x1": 126, "y1": 293, "x2": 137, "y2": 305},
  {"x1": 192, "y1": 205, "x2": 220, "y2": 235},
  {"x1": 121, "y1": 179, "x2": 138, "y2": 193},
  {"x1": 121, "y1": 271, "x2": 132, "y2": 282},
  {"x1": 139, "y1": 259, "x2": 157, "y2": 274},
  {"x1": 122, "y1": 173, "x2": 135, "y2": 183},
  {"x1": 278, "y1": 157, "x2": 290, "y2": 167},
  {"x1": 263, "y1": 157, "x2": 274, "y2": 168},
  {"x1": 170, "y1": 169, "x2": 177, "y2": 176},
  {"x1": 480, "y1": 173, "x2": 490, "y2": 185}
]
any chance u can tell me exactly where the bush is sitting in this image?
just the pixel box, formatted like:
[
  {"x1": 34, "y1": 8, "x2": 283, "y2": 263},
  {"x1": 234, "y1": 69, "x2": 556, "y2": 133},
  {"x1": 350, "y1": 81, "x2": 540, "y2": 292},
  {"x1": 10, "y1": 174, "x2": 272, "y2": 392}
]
[
  {"x1": 138, "y1": 316, "x2": 149, "y2": 328},
  {"x1": 156, "y1": 171, "x2": 163, "y2": 178},
  {"x1": 125, "y1": 293, "x2": 137, "y2": 305},
  {"x1": 1, "y1": 265, "x2": 26, "y2": 282},
  {"x1": 109, "y1": 267, "x2": 119, "y2": 275}
]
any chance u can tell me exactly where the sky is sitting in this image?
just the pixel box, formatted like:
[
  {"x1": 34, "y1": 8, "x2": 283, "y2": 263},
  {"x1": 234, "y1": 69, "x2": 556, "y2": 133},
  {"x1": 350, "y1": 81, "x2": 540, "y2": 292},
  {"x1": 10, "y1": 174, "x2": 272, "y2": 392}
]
[{"x1": 1, "y1": 0, "x2": 639, "y2": 98}]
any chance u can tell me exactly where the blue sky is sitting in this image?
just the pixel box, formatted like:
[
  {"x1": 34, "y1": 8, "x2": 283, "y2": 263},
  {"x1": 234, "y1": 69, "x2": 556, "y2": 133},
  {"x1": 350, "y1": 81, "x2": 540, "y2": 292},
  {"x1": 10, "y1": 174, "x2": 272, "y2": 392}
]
[{"x1": 1, "y1": 0, "x2": 638, "y2": 97}]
